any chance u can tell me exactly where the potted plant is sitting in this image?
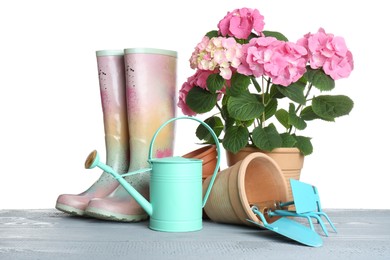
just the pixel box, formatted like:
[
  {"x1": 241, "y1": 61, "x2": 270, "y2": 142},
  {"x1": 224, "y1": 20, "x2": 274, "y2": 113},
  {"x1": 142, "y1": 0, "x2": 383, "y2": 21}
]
[
  {"x1": 177, "y1": 7, "x2": 354, "y2": 200},
  {"x1": 178, "y1": 7, "x2": 354, "y2": 156}
]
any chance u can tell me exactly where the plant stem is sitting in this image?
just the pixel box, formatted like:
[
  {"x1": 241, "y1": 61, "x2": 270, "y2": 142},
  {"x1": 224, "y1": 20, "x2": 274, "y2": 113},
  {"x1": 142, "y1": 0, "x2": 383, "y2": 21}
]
[
  {"x1": 216, "y1": 102, "x2": 225, "y2": 121},
  {"x1": 288, "y1": 82, "x2": 313, "y2": 134},
  {"x1": 260, "y1": 77, "x2": 267, "y2": 126},
  {"x1": 295, "y1": 82, "x2": 313, "y2": 114},
  {"x1": 265, "y1": 77, "x2": 271, "y2": 94},
  {"x1": 250, "y1": 77, "x2": 265, "y2": 127}
]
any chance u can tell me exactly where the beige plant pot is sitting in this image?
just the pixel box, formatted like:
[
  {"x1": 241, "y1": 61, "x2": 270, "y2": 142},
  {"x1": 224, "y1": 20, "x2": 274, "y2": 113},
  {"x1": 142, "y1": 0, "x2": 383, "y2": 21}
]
[
  {"x1": 202, "y1": 152, "x2": 288, "y2": 226},
  {"x1": 226, "y1": 147, "x2": 304, "y2": 203},
  {"x1": 182, "y1": 145, "x2": 218, "y2": 182}
]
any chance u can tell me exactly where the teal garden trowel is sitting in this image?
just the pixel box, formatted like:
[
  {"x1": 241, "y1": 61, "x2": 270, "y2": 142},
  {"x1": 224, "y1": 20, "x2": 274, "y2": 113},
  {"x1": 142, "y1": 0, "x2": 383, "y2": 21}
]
[{"x1": 248, "y1": 206, "x2": 323, "y2": 247}]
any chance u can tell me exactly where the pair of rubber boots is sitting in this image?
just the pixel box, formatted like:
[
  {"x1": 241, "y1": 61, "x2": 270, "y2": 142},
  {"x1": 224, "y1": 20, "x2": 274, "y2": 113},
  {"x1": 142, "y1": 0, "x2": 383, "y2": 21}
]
[{"x1": 56, "y1": 48, "x2": 177, "y2": 222}]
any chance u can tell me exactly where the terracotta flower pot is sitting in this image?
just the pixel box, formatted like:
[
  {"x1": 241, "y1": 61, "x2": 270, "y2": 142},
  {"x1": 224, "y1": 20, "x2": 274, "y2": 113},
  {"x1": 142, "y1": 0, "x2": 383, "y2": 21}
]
[
  {"x1": 202, "y1": 152, "x2": 288, "y2": 226},
  {"x1": 226, "y1": 147, "x2": 304, "y2": 203},
  {"x1": 182, "y1": 145, "x2": 218, "y2": 182}
]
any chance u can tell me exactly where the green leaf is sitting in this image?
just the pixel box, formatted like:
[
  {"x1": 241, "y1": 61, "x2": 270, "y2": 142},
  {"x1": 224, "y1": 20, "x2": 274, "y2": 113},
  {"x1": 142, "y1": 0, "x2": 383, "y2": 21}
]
[
  {"x1": 221, "y1": 103, "x2": 229, "y2": 119},
  {"x1": 294, "y1": 135, "x2": 313, "y2": 156},
  {"x1": 270, "y1": 84, "x2": 285, "y2": 99},
  {"x1": 275, "y1": 109, "x2": 290, "y2": 129},
  {"x1": 288, "y1": 103, "x2": 307, "y2": 130},
  {"x1": 221, "y1": 103, "x2": 228, "y2": 118},
  {"x1": 222, "y1": 94, "x2": 229, "y2": 106},
  {"x1": 304, "y1": 67, "x2": 335, "y2": 91},
  {"x1": 221, "y1": 104, "x2": 235, "y2": 130},
  {"x1": 205, "y1": 30, "x2": 219, "y2": 38},
  {"x1": 186, "y1": 86, "x2": 218, "y2": 114},
  {"x1": 297, "y1": 75, "x2": 308, "y2": 85},
  {"x1": 252, "y1": 124, "x2": 282, "y2": 151},
  {"x1": 300, "y1": 106, "x2": 319, "y2": 121},
  {"x1": 301, "y1": 106, "x2": 334, "y2": 122},
  {"x1": 239, "y1": 119, "x2": 255, "y2": 127},
  {"x1": 227, "y1": 92, "x2": 264, "y2": 121},
  {"x1": 312, "y1": 95, "x2": 354, "y2": 120},
  {"x1": 247, "y1": 32, "x2": 259, "y2": 42},
  {"x1": 263, "y1": 30, "x2": 289, "y2": 41},
  {"x1": 280, "y1": 133, "x2": 297, "y2": 147},
  {"x1": 227, "y1": 73, "x2": 251, "y2": 96},
  {"x1": 275, "y1": 81, "x2": 306, "y2": 105},
  {"x1": 264, "y1": 97, "x2": 278, "y2": 121},
  {"x1": 206, "y1": 74, "x2": 225, "y2": 93},
  {"x1": 250, "y1": 77, "x2": 262, "y2": 92},
  {"x1": 196, "y1": 116, "x2": 223, "y2": 143},
  {"x1": 222, "y1": 125, "x2": 249, "y2": 153},
  {"x1": 224, "y1": 117, "x2": 236, "y2": 131}
]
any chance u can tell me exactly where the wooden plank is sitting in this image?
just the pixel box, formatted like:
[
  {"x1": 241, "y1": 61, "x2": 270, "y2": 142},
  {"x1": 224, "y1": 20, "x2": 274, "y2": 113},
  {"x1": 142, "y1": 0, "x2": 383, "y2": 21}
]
[{"x1": 1, "y1": 209, "x2": 389, "y2": 259}]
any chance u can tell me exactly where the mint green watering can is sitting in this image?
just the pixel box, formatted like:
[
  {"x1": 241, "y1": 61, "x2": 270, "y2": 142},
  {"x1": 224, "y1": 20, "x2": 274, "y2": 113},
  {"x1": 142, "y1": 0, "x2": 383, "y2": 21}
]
[{"x1": 85, "y1": 116, "x2": 221, "y2": 232}]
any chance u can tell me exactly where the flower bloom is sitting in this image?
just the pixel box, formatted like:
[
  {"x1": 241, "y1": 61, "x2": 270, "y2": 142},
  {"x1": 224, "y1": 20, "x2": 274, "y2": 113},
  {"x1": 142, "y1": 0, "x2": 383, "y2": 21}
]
[
  {"x1": 177, "y1": 70, "x2": 222, "y2": 116},
  {"x1": 297, "y1": 28, "x2": 354, "y2": 80},
  {"x1": 238, "y1": 37, "x2": 308, "y2": 86},
  {"x1": 190, "y1": 36, "x2": 243, "y2": 80},
  {"x1": 218, "y1": 7, "x2": 265, "y2": 39}
]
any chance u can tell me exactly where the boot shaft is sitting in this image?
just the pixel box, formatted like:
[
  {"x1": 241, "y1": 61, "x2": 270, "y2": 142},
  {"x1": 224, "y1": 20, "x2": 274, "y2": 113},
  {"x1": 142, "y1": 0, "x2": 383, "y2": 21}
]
[
  {"x1": 124, "y1": 48, "x2": 177, "y2": 169},
  {"x1": 96, "y1": 50, "x2": 130, "y2": 173}
]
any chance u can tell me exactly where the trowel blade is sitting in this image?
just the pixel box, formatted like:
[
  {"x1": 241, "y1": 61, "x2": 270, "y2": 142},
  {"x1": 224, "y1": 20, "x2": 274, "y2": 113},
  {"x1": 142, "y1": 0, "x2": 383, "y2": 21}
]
[{"x1": 248, "y1": 217, "x2": 323, "y2": 247}]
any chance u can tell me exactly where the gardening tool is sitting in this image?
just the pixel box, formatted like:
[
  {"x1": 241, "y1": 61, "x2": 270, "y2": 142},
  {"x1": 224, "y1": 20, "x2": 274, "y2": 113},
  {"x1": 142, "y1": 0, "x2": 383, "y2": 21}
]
[
  {"x1": 267, "y1": 179, "x2": 337, "y2": 236},
  {"x1": 248, "y1": 206, "x2": 323, "y2": 247},
  {"x1": 85, "y1": 116, "x2": 221, "y2": 232}
]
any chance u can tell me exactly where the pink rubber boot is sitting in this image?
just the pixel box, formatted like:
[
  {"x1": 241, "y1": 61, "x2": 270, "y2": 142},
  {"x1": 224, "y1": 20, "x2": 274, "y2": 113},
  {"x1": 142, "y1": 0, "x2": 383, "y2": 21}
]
[
  {"x1": 55, "y1": 50, "x2": 129, "y2": 216},
  {"x1": 85, "y1": 48, "x2": 177, "y2": 222}
]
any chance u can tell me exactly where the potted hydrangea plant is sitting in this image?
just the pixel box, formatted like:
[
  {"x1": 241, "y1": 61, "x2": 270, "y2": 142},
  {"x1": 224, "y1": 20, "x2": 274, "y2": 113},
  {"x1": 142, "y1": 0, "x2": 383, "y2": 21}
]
[
  {"x1": 177, "y1": 7, "x2": 354, "y2": 201},
  {"x1": 178, "y1": 7, "x2": 354, "y2": 158}
]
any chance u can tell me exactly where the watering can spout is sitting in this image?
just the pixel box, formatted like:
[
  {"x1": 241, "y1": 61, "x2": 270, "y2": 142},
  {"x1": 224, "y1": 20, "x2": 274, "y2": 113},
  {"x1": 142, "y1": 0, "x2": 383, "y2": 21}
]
[{"x1": 84, "y1": 150, "x2": 153, "y2": 216}]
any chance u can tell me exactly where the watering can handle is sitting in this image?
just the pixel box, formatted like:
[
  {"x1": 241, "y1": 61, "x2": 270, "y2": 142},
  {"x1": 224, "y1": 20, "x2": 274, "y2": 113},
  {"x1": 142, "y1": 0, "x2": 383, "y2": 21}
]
[{"x1": 148, "y1": 116, "x2": 221, "y2": 208}]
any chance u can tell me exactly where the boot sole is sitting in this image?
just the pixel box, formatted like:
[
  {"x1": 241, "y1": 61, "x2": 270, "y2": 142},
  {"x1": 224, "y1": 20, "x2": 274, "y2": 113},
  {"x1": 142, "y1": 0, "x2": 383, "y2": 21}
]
[
  {"x1": 84, "y1": 207, "x2": 149, "y2": 222},
  {"x1": 55, "y1": 203, "x2": 85, "y2": 216}
]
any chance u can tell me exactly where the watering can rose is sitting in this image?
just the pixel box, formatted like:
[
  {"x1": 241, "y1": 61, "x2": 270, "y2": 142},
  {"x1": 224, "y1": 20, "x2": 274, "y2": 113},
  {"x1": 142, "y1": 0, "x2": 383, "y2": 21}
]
[{"x1": 178, "y1": 7, "x2": 354, "y2": 156}]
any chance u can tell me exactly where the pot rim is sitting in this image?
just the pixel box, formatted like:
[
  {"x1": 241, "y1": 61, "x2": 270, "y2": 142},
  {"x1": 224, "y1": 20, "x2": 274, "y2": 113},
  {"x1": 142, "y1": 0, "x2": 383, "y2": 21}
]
[
  {"x1": 239, "y1": 146, "x2": 302, "y2": 155},
  {"x1": 182, "y1": 145, "x2": 216, "y2": 159}
]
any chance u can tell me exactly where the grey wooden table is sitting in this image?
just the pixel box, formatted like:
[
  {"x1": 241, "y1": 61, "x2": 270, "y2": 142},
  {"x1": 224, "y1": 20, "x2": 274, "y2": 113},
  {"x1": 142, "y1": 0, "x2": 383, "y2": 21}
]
[{"x1": 1, "y1": 209, "x2": 389, "y2": 260}]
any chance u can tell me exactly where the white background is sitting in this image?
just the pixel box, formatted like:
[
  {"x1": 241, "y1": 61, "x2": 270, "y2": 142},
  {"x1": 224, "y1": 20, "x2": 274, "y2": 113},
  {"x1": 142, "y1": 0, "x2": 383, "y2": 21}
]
[{"x1": 1, "y1": 0, "x2": 388, "y2": 210}]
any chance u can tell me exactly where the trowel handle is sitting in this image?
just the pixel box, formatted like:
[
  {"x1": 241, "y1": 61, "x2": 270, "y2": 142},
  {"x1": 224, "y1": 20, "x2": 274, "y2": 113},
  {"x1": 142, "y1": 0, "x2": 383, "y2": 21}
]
[{"x1": 148, "y1": 116, "x2": 221, "y2": 208}]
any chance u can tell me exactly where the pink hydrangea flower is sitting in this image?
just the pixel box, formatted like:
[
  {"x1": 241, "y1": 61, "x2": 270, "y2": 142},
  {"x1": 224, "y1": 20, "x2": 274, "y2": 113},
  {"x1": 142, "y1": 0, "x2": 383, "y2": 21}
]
[
  {"x1": 177, "y1": 70, "x2": 223, "y2": 116},
  {"x1": 218, "y1": 8, "x2": 265, "y2": 39},
  {"x1": 177, "y1": 80, "x2": 197, "y2": 116},
  {"x1": 188, "y1": 69, "x2": 215, "y2": 89},
  {"x1": 190, "y1": 36, "x2": 211, "y2": 70},
  {"x1": 297, "y1": 28, "x2": 354, "y2": 80},
  {"x1": 238, "y1": 37, "x2": 308, "y2": 86},
  {"x1": 190, "y1": 36, "x2": 243, "y2": 80}
]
